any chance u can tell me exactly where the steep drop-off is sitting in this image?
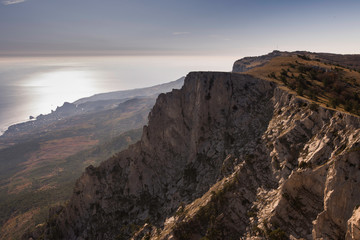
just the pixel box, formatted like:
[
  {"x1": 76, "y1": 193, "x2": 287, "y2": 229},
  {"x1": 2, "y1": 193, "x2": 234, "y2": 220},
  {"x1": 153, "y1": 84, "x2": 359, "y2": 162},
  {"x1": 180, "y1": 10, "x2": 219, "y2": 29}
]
[
  {"x1": 1, "y1": 79, "x2": 184, "y2": 240},
  {"x1": 26, "y1": 61, "x2": 360, "y2": 239}
]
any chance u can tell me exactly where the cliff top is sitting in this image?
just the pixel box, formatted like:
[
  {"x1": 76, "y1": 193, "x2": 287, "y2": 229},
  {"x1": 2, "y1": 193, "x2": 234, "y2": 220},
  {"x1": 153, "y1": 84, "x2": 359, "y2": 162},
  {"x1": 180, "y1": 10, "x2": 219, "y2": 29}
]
[{"x1": 233, "y1": 51, "x2": 360, "y2": 116}]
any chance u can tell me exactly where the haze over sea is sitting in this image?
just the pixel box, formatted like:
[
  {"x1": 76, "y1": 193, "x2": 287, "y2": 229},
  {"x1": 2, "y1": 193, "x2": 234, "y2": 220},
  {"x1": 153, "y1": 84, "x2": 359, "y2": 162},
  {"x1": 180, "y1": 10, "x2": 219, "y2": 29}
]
[{"x1": 0, "y1": 55, "x2": 237, "y2": 134}]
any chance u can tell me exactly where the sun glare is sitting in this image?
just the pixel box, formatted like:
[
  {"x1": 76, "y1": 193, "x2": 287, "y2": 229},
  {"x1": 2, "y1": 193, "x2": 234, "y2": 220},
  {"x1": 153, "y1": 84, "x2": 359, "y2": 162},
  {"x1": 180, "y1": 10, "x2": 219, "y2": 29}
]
[{"x1": 24, "y1": 70, "x2": 98, "y2": 115}]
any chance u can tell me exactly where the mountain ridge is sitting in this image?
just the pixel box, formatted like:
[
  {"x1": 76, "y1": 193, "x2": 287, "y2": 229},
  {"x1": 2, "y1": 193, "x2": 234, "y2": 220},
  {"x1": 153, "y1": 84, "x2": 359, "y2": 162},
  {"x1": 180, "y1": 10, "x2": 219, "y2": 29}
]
[
  {"x1": 74, "y1": 77, "x2": 185, "y2": 105},
  {"x1": 24, "y1": 51, "x2": 360, "y2": 240},
  {"x1": 1, "y1": 77, "x2": 184, "y2": 140}
]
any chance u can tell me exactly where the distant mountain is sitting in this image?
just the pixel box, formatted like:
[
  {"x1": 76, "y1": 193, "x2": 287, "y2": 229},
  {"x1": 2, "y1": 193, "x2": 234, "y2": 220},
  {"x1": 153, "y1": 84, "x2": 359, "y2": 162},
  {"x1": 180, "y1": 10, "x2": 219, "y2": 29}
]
[
  {"x1": 1, "y1": 77, "x2": 184, "y2": 141},
  {"x1": 74, "y1": 77, "x2": 185, "y2": 104}
]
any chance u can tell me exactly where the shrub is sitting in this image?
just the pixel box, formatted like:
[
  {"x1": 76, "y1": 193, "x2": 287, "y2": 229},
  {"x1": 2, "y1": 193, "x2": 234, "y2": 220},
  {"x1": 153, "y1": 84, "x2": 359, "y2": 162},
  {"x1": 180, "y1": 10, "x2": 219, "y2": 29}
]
[
  {"x1": 344, "y1": 101, "x2": 353, "y2": 112},
  {"x1": 281, "y1": 69, "x2": 288, "y2": 77},
  {"x1": 308, "y1": 90, "x2": 318, "y2": 101},
  {"x1": 330, "y1": 98, "x2": 339, "y2": 108},
  {"x1": 246, "y1": 206, "x2": 258, "y2": 218},
  {"x1": 309, "y1": 102, "x2": 319, "y2": 112},
  {"x1": 298, "y1": 161, "x2": 312, "y2": 169},
  {"x1": 280, "y1": 75, "x2": 287, "y2": 85},
  {"x1": 268, "y1": 72, "x2": 277, "y2": 79},
  {"x1": 297, "y1": 54, "x2": 310, "y2": 60},
  {"x1": 296, "y1": 86, "x2": 304, "y2": 96},
  {"x1": 268, "y1": 228, "x2": 287, "y2": 240}
]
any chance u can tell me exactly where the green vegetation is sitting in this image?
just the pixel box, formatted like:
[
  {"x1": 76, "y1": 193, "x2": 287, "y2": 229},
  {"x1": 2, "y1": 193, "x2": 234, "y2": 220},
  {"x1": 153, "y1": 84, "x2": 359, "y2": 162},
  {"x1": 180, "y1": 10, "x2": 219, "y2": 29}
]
[
  {"x1": 297, "y1": 54, "x2": 311, "y2": 61},
  {"x1": 247, "y1": 206, "x2": 259, "y2": 218},
  {"x1": 298, "y1": 161, "x2": 312, "y2": 169},
  {"x1": 173, "y1": 178, "x2": 239, "y2": 239},
  {"x1": 0, "y1": 140, "x2": 40, "y2": 181},
  {"x1": 0, "y1": 128, "x2": 142, "y2": 238},
  {"x1": 309, "y1": 102, "x2": 319, "y2": 112},
  {"x1": 252, "y1": 220, "x2": 287, "y2": 240},
  {"x1": 268, "y1": 228, "x2": 287, "y2": 240},
  {"x1": 0, "y1": 182, "x2": 72, "y2": 239},
  {"x1": 250, "y1": 54, "x2": 360, "y2": 116},
  {"x1": 278, "y1": 60, "x2": 360, "y2": 114}
]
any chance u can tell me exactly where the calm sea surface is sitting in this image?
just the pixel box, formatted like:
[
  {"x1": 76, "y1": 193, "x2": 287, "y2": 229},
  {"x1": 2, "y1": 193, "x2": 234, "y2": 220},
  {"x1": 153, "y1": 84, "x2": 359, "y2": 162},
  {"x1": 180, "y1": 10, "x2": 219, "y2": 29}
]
[{"x1": 0, "y1": 55, "x2": 237, "y2": 134}]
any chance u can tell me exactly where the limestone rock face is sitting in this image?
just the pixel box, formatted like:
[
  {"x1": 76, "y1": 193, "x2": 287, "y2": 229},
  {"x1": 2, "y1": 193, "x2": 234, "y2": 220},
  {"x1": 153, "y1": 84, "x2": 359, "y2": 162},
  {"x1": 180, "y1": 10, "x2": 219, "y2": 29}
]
[
  {"x1": 346, "y1": 208, "x2": 360, "y2": 240},
  {"x1": 25, "y1": 71, "x2": 360, "y2": 240}
]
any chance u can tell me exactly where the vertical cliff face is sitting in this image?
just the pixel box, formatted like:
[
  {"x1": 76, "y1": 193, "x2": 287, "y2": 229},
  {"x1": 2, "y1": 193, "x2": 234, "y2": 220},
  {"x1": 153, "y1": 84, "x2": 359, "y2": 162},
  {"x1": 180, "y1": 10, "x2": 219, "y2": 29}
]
[
  {"x1": 155, "y1": 84, "x2": 360, "y2": 240},
  {"x1": 28, "y1": 72, "x2": 276, "y2": 240},
  {"x1": 26, "y1": 71, "x2": 360, "y2": 240}
]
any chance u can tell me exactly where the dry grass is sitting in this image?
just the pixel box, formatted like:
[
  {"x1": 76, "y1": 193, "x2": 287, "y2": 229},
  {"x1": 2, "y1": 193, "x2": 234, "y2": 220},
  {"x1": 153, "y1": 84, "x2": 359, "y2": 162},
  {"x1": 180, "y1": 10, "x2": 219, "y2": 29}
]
[
  {"x1": 0, "y1": 208, "x2": 40, "y2": 240},
  {"x1": 6, "y1": 136, "x2": 98, "y2": 194},
  {"x1": 246, "y1": 55, "x2": 360, "y2": 115},
  {"x1": 23, "y1": 136, "x2": 98, "y2": 169}
]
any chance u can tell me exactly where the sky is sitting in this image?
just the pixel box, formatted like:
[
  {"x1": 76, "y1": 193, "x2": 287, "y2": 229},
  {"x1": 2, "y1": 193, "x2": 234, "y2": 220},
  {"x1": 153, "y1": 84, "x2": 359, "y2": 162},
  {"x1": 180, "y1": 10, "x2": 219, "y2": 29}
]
[{"x1": 1, "y1": 0, "x2": 360, "y2": 56}]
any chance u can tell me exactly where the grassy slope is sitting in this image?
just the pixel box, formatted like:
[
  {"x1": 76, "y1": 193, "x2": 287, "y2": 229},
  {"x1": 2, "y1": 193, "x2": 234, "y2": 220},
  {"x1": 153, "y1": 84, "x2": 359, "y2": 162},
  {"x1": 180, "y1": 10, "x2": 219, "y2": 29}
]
[
  {"x1": 0, "y1": 128, "x2": 143, "y2": 240},
  {"x1": 245, "y1": 54, "x2": 360, "y2": 115},
  {"x1": 0, "y1": 98, "x2": 153, "y2": 239},
  {"x1": 0, "y1": 98, "x2": 153, "y2": 194}
]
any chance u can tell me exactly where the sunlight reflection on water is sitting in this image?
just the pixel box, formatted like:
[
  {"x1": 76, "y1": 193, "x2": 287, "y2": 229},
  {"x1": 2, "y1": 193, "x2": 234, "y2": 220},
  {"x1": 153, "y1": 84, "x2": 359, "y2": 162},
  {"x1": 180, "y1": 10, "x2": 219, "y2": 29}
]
[
  {"x1": 0, "y1": 55, "x2": 238, "y2": 134},
  {"x1": 23, "y1": 70, "x2": 99, "y2": 114}
]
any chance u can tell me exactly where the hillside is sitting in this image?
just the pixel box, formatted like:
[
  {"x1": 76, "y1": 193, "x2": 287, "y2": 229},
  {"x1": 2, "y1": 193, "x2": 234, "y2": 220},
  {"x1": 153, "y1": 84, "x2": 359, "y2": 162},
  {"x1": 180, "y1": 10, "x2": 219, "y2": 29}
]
[
  {"x1": 0, "y1": 77, "x2": 185, "y2": 143},
  {"x1": 0, "y1": 128, "x2": 142, "y2": 240},
  {"x1": 0, "y1": 99, "x2": 150, "y2": 239},
  {"x1": 0, "y1": 78, "x2": 184, "y2": 239},
  {"x1": 74, "y1": 77, "x2": 185, "y2": 105},
  {"x1": 25, "y1": 52, "x2": 360, "y2": 240},
  {"x1": 234, "y1": 51, "x2": 360, "y2": 115}
]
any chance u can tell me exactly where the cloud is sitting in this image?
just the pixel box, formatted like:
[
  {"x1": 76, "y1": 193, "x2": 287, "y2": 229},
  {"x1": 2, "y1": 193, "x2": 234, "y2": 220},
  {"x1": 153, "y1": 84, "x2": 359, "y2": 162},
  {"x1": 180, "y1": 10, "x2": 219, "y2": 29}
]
[
  {"x1": 2, "y1": 0, "x2": 26, "y2": 5},
  {"x1": 172, "y1": 32, "x2": 190, "y2": 35}
]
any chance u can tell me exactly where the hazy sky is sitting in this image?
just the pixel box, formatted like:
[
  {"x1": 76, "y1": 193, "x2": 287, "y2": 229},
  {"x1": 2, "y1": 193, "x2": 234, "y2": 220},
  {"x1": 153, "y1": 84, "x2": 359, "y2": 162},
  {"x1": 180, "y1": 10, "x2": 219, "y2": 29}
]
[{"x1": 1, "y1": 0, "x2": 360, "y2": 56}]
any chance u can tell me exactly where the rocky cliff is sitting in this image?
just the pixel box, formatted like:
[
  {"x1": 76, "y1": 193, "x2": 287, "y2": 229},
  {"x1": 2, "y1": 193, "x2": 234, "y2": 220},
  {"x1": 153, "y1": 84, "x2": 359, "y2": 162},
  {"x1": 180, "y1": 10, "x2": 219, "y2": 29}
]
[{"x1": 25, "y1": 59, "x2": 360, "y2": 240}]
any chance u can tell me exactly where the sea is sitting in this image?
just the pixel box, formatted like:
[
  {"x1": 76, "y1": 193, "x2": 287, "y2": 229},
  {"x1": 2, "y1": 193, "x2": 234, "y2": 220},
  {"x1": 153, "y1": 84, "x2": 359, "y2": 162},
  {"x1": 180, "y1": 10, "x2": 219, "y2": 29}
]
[{"x1": 0, "y1": 55, "x2": 238, "y2": 134}]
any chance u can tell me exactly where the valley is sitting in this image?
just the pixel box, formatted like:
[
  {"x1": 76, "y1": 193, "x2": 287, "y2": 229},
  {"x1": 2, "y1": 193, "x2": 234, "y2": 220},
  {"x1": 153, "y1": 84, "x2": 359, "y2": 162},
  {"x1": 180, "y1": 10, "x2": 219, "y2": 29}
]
[{"x1": 0, "y1": 77, "x2": 184, "y2": 239}]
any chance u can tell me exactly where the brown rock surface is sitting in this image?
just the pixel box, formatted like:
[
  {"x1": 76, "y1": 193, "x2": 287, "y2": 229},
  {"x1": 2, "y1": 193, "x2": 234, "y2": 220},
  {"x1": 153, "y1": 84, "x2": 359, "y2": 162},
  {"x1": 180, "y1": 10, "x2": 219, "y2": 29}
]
[
  {"x1": 24, "y1": 70, "x2": 360, "y2": 240},
  {"x1": 346, "y1": 207, "x2": 360, "y2": 240}
]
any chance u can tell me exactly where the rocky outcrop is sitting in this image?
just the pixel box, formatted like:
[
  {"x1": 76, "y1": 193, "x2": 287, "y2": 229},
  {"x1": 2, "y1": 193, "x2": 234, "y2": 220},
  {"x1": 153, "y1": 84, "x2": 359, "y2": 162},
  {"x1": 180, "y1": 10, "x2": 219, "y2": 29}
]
[
  {"x1": 25, "y1": 70, "x2": 360, "y2": 240},
  {"x1": 346, "y1": 207, "x2": 360, "y2": 240},
  {"x1": 152, "y1": 82, "x2": 360, "y2": 240}
]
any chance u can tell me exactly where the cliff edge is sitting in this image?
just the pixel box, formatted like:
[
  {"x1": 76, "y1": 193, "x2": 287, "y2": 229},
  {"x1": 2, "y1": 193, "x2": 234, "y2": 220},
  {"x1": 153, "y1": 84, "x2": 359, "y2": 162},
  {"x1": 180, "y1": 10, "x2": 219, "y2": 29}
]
[{"x1": 25, "y1": 54, "x2": 360, "y2": 240}]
